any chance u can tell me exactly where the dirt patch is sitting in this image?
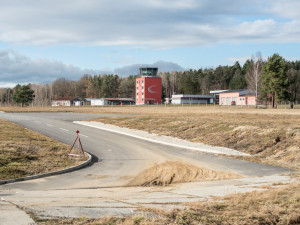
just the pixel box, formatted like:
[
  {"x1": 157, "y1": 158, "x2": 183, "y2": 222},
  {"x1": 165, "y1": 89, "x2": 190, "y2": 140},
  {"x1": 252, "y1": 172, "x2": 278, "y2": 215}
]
[{"x1": 129, "y1": 161, "x2": 241, "y2": 186}]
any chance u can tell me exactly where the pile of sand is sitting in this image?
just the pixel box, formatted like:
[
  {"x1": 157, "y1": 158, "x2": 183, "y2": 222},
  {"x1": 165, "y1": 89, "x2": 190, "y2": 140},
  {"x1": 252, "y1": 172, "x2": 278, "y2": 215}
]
[{"x1": 129, "y1": 161, "x2": 241, "y2": 186}]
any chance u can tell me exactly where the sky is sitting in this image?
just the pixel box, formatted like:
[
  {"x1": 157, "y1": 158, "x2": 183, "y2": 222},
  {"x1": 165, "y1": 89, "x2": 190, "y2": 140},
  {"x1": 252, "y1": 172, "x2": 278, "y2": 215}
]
[{"x1": 0, "y1": 0, "x2": 300, "y2": 87}]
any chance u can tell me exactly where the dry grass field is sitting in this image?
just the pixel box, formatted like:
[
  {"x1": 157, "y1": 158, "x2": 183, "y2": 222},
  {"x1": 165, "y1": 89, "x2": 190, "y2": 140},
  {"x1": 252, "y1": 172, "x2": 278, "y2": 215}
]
[
  {"x1": 1, "y1": 104, "x2": 300, "y2": 116},
  {"x1": 0, "y1": 119, "x2": 87, "y2": 179},
  {"x1": 68, "y1": 105, "x2": 300, "y2": 171},
  {"x1": 35, "y1": 180, "x2": 300, "y2": 225},
  {"x1": 2, "y1": 105, "x2": 300, "y2": 170},
  {"x1": 1, "y1": 105, "x2": 300, "y2": 224}
]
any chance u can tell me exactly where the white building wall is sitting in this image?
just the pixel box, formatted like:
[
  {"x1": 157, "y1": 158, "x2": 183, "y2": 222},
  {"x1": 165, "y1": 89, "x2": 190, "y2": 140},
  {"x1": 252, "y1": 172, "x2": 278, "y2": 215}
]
[
  {"x1": 171, "y1": 94, "x2": 212, "y2": 104},
  {"x1": 91, "y1": 99, "x2": 108, "y2": 106},
  {"x1": 51, "y1": 100, "x2": 71, "y2": 106},
  {"x1": 172, "y1": 98, "x2": 182, "y2": 104},
  {"x1": 74, "y1": 101, "x2": 83, "y2": 106}
]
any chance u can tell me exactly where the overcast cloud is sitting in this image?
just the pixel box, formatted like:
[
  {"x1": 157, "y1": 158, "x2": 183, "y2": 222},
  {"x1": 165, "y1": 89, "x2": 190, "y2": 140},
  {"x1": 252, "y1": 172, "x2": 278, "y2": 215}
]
[
  {"x1": 0, "y1": 0, "x2": 299, "y2": 86},
  {"x1": 0, "y1": 49, "x2": 184, "y2": 87},
  {"x1": 114, "y1": 61, "x2": 184, "y2": 76},
  {"x1": 0, "y1": 0, "x2": 299, "y2": 48},
  {"x1": 0, "y1": 49, "x2": 99, "y2": 86}
]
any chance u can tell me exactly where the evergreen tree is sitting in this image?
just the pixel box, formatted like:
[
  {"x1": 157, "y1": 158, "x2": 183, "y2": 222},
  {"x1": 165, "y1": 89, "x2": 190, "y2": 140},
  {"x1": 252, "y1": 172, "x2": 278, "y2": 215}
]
[
  {"x1": 229, "y1": 71, "x2": 247, "y2": 89},
  {"x1": 13, "y1": 84, "x2": 35, "y2": 107},
  {"x1": 119, "y1": 75, "x2": 137, "y2": 98},
  {"x1": 101, "y1": 75, "x2": 120, "y2": 98},
  {"x1": 287, "y1": 68, "x2": 300, "y2": 108},
  {"x1": 260, "y1": 54, "x2": 289, "y2": 108},
  {"x1": 86, "y1": 75, "x2": 102, "y2": 98}
]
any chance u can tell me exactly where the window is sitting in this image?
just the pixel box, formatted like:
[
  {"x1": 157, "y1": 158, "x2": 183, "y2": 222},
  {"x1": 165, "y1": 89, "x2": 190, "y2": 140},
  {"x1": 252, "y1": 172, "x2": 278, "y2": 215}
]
[
  {"x1": 226, "y1": 97, "x2": 231, "y2": 105},
  {"x1": 142, "y1": 98, "x2": 144, "y2": 101},
  {"x1": 221, "y1": 97, "x2": 225, "y2": 105},
  {"x1": 136, "y1": 81, "x2": 138, "y2": 84},
  {"x1": 142, "y1": 86, "x2": 144, "y2": 90},
  {"x1": 142, "y1": 92, "x2": 144, "y2": 96}
]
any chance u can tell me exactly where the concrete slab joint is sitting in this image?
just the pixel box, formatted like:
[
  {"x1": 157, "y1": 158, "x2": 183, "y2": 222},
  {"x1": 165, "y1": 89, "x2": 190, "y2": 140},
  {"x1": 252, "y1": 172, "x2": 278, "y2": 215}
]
[{"x1": 0, "y1": 198, "x2": 36, "y2": 225}]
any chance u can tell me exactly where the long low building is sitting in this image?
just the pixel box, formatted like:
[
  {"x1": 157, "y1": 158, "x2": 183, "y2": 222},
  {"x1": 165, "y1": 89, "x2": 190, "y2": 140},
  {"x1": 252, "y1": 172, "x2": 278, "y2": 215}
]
[
  {"x1": 51, "y1": 97, "x2": 83, "y2": 106},
  {"x1": 52, "y1": 97, "x2": 135, "y2": 106},
  {"x1": 219, "y1": 90, "x2": 256, "y2": 106},
  {"x1": 171, "y1": 94, "x2": 214, "y2": 104},
  {"x1": 91, "y1": 98, "x2": 135, "y2": 106}
]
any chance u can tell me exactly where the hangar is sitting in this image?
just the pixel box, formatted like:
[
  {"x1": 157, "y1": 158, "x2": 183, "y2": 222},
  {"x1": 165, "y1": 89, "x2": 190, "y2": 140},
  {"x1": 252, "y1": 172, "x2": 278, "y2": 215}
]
[{"x1": 171, "y1": 94, "x2": 214, "y2": 104}]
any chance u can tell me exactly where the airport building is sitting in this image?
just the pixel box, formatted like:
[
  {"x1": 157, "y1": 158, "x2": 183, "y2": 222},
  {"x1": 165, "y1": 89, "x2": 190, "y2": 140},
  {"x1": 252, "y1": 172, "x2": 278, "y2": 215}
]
[
  {"x1": 219, "y1": 89, "x2": 256, "y2": 106},
  {"x1": 136, "y1": 67, "x2": 162, "y2": 105},
  {"x1": 171, "y1": 94, "x2": 214, "y2": 104}
]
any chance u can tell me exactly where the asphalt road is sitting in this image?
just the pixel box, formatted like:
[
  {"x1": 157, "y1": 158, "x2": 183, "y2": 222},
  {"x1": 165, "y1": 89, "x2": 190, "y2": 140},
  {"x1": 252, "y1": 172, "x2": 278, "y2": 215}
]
[
  {"x1": 0, "y1": 112, "x2": 294, "y2": 220},
  {"x1": 0, "y1": 112, "x2": 291, "y2": 191}
]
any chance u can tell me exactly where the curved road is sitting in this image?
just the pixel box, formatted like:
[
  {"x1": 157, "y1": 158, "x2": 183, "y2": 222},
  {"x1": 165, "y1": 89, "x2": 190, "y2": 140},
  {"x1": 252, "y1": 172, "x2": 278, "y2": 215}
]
[{"x1": 0, "y1": 112, "x2": 293, "y2": 219}]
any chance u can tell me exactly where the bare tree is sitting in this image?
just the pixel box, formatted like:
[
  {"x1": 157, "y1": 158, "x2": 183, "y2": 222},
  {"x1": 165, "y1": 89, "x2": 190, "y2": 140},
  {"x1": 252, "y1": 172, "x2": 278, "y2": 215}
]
[
  {"x1": 245, "y1": 52, "x2": 263, "y2": 107},
  {"x1": 31, "y1": 84, "x2": 52, "y2": 106},
  {"x1": 170, "y1": 71, "x2": 179, "y2": 96},
  {"x1": 52, "y1": 78, "x2": 73, "y2": 99},
  {"x1": 0, "y1": 88, "x2": 13, "y2": 106}
]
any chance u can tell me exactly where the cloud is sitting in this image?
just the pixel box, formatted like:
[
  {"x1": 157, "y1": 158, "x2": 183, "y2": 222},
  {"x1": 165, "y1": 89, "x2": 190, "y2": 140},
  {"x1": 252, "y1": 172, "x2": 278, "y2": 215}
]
[
  {"x1": 114, "y1": 60, "x2": 184, "y2": 76},
  {"x1": 266, "y1": 0, "x2": 300, "y2": 19},
  {"x1": 0, "y1": 50, "x2": 184, "y2": 87},
  {"x1": 0, "y1": 49, "x2": 100, "y2": 86},
  {"x1": 0, "y1": 0, "x2": 299, "y2": 48}
]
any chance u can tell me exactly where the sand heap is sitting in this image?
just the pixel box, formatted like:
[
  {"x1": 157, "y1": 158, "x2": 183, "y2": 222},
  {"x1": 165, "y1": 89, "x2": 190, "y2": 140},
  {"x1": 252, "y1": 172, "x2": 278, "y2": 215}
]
[{"x1": 130, "y1": 161, "x2": 241, "y2": 186}]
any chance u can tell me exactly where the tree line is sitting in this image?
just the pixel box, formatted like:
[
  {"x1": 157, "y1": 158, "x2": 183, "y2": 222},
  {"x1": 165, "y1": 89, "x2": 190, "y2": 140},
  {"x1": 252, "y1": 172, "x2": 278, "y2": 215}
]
[{"x1": 1, "y1": 53, "x2": 299, "y2": 107}]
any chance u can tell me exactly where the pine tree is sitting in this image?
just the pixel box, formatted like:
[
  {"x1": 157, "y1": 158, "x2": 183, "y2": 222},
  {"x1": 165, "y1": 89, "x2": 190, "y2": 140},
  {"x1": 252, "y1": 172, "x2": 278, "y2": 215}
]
[
  {"x1": 13, "y1": 84, "x2": 35, "y2": 107},
  {"x1": 260, "y1": 54, "x2": 289, "y2": 108}
]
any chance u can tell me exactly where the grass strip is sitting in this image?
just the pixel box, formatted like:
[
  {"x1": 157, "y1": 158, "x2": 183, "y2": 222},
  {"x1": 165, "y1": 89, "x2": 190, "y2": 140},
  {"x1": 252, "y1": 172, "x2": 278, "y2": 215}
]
[{"x1": 0, "y1": 119, "x2": 86, "y2": 180}]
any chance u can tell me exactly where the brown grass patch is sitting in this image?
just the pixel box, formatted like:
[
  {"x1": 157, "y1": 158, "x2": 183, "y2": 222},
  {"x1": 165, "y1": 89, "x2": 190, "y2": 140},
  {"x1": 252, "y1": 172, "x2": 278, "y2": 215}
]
[
  {"x1": 129, "y1": 161, "x2": 241, "y2": 186},
  {"x1": 0, "y1": 119, "x2": 87, "y2": 180},
  {"x1": 92, "y1": 112, "x2": 300, "y2": 170},
  {"x1": 2, "y1": 105, "x2": 299, "y2": 168},
  {"x1": 176, "y1": 181, "x2": 300, "y2": 225},
  {"x1": 33, "y1": 215, "x2": 166, "y2": 225},
  {"x1": 1, "y1": 105, "x2": 300, "y2": 116}
]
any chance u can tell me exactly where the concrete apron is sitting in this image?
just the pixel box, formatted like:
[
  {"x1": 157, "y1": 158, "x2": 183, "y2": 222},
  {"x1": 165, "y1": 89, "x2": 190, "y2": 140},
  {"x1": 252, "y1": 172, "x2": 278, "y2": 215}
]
[
  {"x1": 0, "y1": 199, "x2": 36, "y2": 225},
  {"x1": 2, "y1": 175, "x2": 294, "y2": 219}
]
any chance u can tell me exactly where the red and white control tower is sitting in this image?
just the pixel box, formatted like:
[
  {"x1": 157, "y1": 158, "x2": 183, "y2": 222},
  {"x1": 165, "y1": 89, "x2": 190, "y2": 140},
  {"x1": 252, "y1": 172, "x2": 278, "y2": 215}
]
[{"x1": 135, "y1": 67, "x2": 162, "y2": 105}]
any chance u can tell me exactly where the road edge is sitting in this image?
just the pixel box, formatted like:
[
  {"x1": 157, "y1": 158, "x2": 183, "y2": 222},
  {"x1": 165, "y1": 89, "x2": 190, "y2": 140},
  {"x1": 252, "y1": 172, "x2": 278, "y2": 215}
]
[
  {"x1": 0, "y1": 152, "x2": 92, "y2": 185},
  {"x1": 74, "y1": 121, "x2": 250, "y2": 156}
]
